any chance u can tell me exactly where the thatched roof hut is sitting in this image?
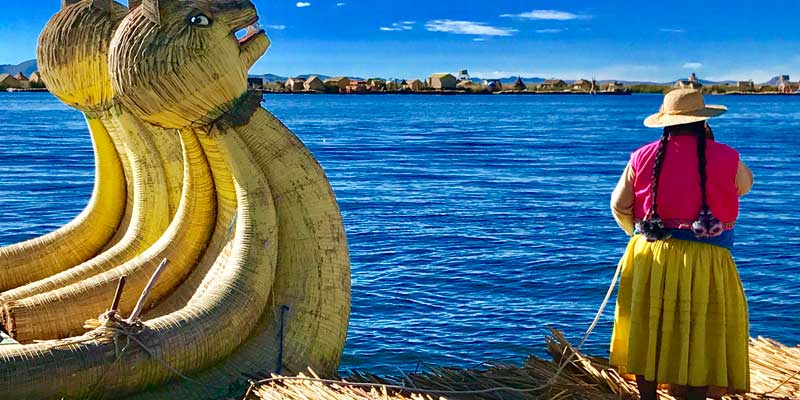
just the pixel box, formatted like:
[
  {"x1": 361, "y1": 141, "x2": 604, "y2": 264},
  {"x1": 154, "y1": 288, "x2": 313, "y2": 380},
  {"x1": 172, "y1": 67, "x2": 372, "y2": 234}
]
[
  {"x1": 572, "y1": 79, "x2": 592, "y2": 91},
  {"x1": 513, "y1": 77, "x2": 526, "y2": 91},
  {"x1": 456, "y1": 80, "x2": 481, "y2": 91},
  {"x1": 285, "y1": 77, "x2": 305, "y2": 92},
  {"x1": 427, "y1": 73, "x2": 457, "y2": 90},
  {"x1": 324, "y1": 76, "x2": 350, "y2": 91},
  {"x1": 304, "y1": 75, "x2": 326, "y2": 92},
  {"x1": 404, "y1": 79, "x2": 423, "y2": 91},
  {"x1": 0, "y1": 74, "x2": 22, "y2": 89},
  {"x1": 538, "y1": 79, "x2": 568, "y2": 90},
  {"x1": 29, "y1": 71, "x2": 43, "y2": 84}
]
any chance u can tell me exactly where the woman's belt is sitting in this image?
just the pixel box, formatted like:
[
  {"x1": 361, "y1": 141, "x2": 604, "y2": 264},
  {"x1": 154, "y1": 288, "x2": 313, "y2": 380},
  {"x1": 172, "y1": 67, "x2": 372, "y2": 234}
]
[
  {"x1": 633, "y1": 228, "x2": 735, "y2": 250},
  {"x1": 635, "y1": 218, "x2": 736, "y2": 231}
]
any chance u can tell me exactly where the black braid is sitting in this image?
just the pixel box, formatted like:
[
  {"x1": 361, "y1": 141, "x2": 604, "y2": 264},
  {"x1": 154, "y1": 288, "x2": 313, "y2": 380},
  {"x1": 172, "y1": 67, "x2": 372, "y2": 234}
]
[
  {"x1": 636, "y1": 130, "x2": 671, "y2": 241},
  {"x1": 696, "y1": 127, "x2": 708, "y2": 211},
  {"x1": 648, "y1": 130, "x2": 670, "y2": 217}
]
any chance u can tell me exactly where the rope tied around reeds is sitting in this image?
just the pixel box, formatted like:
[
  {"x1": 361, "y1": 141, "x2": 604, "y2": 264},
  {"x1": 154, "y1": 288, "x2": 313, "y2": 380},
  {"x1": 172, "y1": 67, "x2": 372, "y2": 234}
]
[
  {"x1": 82, "y1": 259, "x2": 294, "y2": 398},
  {"x1": 78, "y1": 263, "x2": 235, "y2": 397}
]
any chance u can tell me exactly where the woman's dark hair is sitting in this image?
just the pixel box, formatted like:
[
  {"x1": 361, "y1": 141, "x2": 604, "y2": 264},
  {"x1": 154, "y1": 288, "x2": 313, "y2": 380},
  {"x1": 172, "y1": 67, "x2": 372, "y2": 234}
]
[{"x1": 641, "y1": 121, "x2": 711, "y2": 241}]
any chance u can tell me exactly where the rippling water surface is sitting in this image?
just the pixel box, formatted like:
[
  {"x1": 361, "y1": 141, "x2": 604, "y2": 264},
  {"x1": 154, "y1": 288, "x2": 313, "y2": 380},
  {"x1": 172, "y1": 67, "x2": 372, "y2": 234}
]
[{"x1": 1, "y1": 92, "x2": 798, "y2": 374}]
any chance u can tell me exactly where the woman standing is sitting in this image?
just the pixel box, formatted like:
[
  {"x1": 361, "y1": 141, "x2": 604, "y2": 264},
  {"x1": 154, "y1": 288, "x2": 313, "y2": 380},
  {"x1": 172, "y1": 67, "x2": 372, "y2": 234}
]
[{"x1": 609, "y1": 89, "x2": 754, "y2": 400}]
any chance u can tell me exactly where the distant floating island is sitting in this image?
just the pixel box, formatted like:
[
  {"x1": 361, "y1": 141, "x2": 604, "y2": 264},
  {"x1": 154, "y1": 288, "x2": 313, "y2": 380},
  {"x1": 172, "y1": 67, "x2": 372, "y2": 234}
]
[{"x1": 1, "y1": 60, "x2": 798, "y2": 95}]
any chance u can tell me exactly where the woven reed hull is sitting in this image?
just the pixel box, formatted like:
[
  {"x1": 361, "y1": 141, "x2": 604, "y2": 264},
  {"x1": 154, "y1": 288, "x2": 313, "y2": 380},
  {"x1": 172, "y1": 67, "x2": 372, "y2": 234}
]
[
  {"x1": 0, "y1": 129, "x2": 278, "y2": 399},
  {"x1": 0, "y1": 107, "x2": 173, "y2": 339},
  {"x1": 129, "y1": 108, "x2": 351, "y2": 399},
  {"x1": 2, "y1": 127, "x2": 215, "y2": 341}
]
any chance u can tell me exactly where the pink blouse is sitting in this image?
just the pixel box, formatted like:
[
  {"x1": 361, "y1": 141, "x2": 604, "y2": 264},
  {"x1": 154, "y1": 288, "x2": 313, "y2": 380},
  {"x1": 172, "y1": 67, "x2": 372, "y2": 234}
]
[{"x1": 611, "y1": 136, "x2": 753, "y2": 235}]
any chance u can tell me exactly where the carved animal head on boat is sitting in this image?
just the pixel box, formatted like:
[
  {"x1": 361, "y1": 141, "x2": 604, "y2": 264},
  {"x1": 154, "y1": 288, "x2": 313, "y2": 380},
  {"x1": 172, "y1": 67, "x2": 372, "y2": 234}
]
[
  {"x1": 38, "y1": 0, "x2": 129, "y2": 113},
  {"x1": 109, "y1": 0, "x2": 270, "y2": 129}
]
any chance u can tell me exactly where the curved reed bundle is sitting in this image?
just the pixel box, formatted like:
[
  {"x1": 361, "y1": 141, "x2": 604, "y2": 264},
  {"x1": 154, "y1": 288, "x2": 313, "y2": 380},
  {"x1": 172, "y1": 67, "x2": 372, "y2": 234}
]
[{"x1": 0, "y1": 127, "x2": 278, "y2": 398}]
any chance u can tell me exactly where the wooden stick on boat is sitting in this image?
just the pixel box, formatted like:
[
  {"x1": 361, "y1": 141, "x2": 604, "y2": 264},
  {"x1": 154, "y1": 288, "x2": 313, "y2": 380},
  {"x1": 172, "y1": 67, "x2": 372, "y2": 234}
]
[
  {"x1": 109, "y1": 276, "x2": 126, "y2": 313},
  {"x1": 126, "y1": 259, "x2": 169, "y2": 323}
]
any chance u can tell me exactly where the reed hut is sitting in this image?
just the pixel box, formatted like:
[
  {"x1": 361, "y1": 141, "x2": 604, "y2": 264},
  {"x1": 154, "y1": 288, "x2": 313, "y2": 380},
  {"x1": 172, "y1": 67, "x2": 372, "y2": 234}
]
[
  {"x1": 456, "y1": 80, "x2": 481, "y2": 91},
  {"x1": 512, "y1": 77, "x2": 526, "y2": 91},
  {"x1": 345, "y1": 80, "x2": 368, "y2": 93},
  {"x1": 0, "y1": 74, "x2": 22, "y2": 89},
  {"x1": 404, "y1": 79, "x2": 423, "y2": 91},
  {"x1": 324, "y1": 76, "x2": 350, "y2": 91},
  {"x1": 538, "y1": 79, "x2": 568, "y2": 91},
  {"x1": 427, "y1": 73, "x2": 457, "y2": 90},
  {"x1": 304, "y1": 76, "x2": 326, "y2": 92},
  {"x1": 572, "y1": 79, "x2": 592, "y2": 91},
  {"x1": 29, "y1": 71, "x2": 43, "y2": 84},
  {"x1": 285, "y1": 77, "x2": 306, "y2": 92}
]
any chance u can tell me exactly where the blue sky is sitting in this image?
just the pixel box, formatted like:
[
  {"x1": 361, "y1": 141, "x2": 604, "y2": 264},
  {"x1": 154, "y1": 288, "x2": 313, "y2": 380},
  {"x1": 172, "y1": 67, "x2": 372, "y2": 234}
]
[{"x1": 1, "y1": 0, "x2": 798, "y2": 82}]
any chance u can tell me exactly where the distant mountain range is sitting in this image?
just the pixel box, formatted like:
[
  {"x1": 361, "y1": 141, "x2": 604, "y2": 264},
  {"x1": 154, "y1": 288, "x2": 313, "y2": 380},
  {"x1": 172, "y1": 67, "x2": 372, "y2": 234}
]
[
  {"x1": 0, "y1": 59, "x2": 784, "y2": 87},
  {"x1": 0, "y1": 60, "x2": 38, "y2": 76}
]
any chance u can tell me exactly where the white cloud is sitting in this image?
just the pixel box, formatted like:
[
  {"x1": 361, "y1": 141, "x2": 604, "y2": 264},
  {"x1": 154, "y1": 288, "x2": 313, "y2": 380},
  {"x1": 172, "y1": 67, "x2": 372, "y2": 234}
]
[
  {"x1": 660, "y1": 28, "x2": 685, "y2": 33},
  {"x1": 296, "y1": 2, "x2": 311, "y2": 7},
  {"x1": 500, "y1": 10, "x2": 585, "y2": 20},
  {"x1": 536, "y1": 28, "x2": 564, "y2": 34},
  {"x1": 425, "y1": 20, "x2": 517, "y2": 37},
  {"x1": 683, "y1": 62, "x2": 703, "y2": 69},
  {"x1": 380, "y1": 21, "x2": 416, "y2": 32},
  {"x1": 336, "y1": 2, "x2": 345, "y2": 6},
  {"x1": 266, "y1": 24, "x2": 286, "y2": 30}
]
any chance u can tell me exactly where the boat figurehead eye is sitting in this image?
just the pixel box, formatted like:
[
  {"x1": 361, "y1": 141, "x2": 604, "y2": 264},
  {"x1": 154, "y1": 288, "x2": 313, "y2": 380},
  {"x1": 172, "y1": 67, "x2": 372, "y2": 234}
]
[{"x1": 189, "y1": 14, "x2": 212, "y2": 27}]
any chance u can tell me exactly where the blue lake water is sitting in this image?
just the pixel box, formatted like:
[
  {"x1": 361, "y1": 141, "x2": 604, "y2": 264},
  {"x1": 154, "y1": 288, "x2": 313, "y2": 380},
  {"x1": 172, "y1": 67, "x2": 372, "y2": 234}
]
[{"x1": 1, "y1": 92, "x2": 798, "y2": 375}]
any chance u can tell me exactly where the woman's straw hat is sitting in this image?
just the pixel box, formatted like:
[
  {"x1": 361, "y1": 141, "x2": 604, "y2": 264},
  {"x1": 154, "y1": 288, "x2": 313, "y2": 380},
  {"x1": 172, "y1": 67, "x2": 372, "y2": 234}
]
[{"x1": 644, "y1": 89, "x2": 727, "y2": 128}]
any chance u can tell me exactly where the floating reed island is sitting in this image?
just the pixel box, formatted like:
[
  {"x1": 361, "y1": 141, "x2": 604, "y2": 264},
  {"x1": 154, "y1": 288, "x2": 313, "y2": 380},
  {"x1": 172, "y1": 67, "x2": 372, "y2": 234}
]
[{"x1": 249, "y1": 329, "x2": 800, "y2": 400}]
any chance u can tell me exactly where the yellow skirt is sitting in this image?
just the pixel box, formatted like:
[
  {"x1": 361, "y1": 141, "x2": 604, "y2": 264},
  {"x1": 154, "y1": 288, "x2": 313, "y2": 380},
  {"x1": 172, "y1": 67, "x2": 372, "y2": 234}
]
[{"x1": 610, "y1": 235, "x2": 750, "y2": 392}]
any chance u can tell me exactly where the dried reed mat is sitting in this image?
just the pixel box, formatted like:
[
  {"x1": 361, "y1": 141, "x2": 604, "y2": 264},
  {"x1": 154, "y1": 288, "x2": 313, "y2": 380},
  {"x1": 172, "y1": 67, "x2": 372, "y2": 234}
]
[{"x1": 250, "y1": 329, "x2": 800, "y2": 400}]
